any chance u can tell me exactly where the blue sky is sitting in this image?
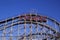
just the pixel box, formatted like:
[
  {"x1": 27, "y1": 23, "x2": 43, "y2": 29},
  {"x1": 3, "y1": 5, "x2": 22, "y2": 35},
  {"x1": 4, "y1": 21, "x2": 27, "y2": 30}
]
[{"x1": 0, "y1": 0, "x2": 60, "y2": 22}]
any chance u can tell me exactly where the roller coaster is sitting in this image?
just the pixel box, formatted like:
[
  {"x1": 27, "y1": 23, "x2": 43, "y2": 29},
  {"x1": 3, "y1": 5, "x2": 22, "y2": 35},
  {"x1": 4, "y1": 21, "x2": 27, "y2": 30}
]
[{"x1": 0, "y1": 13, "x2": 60, "y2": 40}]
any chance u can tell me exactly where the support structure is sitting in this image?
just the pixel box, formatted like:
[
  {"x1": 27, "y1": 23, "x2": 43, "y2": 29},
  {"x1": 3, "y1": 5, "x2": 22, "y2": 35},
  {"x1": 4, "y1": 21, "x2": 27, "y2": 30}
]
[{"x1": 0, "y1": 13, "x2": 60, "y2": 40}]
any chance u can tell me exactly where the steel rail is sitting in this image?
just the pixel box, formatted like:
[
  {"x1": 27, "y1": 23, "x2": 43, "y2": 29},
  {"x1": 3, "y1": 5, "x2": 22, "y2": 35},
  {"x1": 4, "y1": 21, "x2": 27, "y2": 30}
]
[
  {"x1": 0, "y1": 14, "x2": 60, "y2": 26},
  {"x1": 19, "y1": 32, "x2": 55, "y2": 40},
  {"x1": 0, "y1": 21, "x2": 56, "y2": 33}
]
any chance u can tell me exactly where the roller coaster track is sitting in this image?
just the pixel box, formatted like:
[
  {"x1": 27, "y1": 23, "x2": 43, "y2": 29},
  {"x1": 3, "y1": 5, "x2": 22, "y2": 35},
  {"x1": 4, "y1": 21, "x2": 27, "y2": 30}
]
[{"x1": 0, "y1": 13, "x2": 60, "y2": 40}]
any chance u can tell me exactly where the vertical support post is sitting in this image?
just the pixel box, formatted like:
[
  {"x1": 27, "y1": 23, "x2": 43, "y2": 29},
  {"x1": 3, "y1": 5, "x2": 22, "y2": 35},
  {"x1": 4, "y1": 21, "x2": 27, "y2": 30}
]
[
  {"x1": 10, "y1": 17, "x2": 14, "y2": 40},
  {"x1": 43, "y1": 27, "x2": 46, "y2": 39},
  {"x1": 29, "y1": 13, "x2": 32, "y2": 40},
  {"x1": 54, "y1": 21, "x2": 57, "y2": 39},
  {"x1": 2, "y1": 20, "x2": 7, "y2": 40},
  {"x1": 40, "y1": 25, "x2": 43, "y2": 40},
  {"x1": 48, "y1": 29, "x2": 51, "y2": 38},
  {"x1": 47, "y1": 29, "x2": 49, "y2": 39},
  {"x1": 35, "y1": 13, "x2": 38, "y2": 39},
  {"x1": 36, "y1": 13, "x2": 38, "y2": 33},
  {"x1": 17, "y1": 16, "x2": 20, "y2": 40},
  {"x1": 55, "y1": 21, "x2": 57, "y2": 32},
  {"x1": 23, "y1": 14, "x2": 26, "y2": 40}
]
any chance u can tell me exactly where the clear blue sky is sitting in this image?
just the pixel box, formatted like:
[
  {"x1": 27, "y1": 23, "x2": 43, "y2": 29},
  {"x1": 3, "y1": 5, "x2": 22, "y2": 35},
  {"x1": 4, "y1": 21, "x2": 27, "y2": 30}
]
[{"x1": 0, "y1": 0, "x2": 60, "y2": 21}]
